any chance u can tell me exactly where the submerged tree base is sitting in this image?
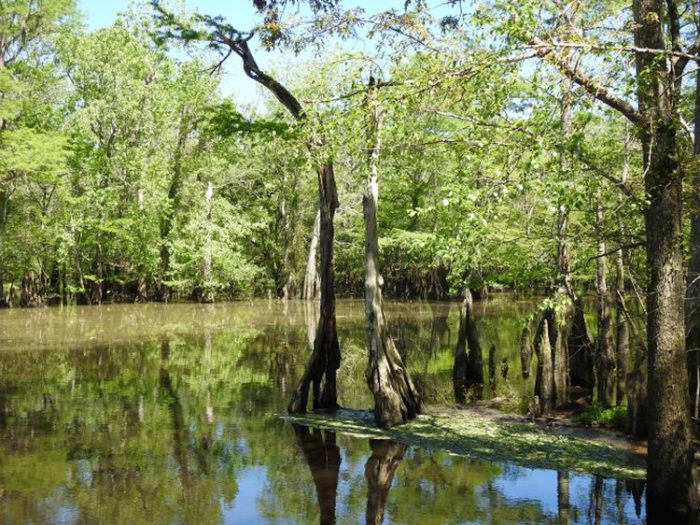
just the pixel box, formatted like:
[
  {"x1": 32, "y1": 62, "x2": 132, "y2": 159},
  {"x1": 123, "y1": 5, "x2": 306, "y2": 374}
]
[{"x1": 282, "y1": 407, "x2": 646, "y2": 479}]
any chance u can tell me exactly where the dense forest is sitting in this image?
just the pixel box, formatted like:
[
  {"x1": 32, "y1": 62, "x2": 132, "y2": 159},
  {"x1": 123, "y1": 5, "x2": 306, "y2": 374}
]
[{"x1": 2, "y1": 0, "x2": 700, "y2": 521}]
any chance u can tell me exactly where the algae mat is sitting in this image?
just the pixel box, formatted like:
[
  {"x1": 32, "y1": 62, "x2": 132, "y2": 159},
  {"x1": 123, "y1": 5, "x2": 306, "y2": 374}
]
[{"x1": 282, "y1": 408, "x2": 646, "y2": 479}]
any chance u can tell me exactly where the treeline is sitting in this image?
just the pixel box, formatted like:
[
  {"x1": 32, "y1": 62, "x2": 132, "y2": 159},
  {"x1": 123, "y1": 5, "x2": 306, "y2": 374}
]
[{"x1": 0, "y1": 1, "x2": 647, "y2": 307}]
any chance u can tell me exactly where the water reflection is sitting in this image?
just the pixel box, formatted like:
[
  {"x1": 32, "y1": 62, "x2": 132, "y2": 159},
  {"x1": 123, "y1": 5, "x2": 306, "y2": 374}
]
[
  {"x1": 365, "y1": 440, "x2": 407, "y2": 525},
  {"x1": 293, "y1": 425, "x2": 341, "y2": 525},
  {"x1": 0, "y1": 299, "x2": 647, "y2": 524}
]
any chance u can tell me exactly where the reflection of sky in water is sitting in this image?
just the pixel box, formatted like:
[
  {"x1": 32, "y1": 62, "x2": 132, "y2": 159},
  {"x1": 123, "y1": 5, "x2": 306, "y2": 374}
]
[{"x1": 493, "y1": 467, "x2": 559, "y2": 514}]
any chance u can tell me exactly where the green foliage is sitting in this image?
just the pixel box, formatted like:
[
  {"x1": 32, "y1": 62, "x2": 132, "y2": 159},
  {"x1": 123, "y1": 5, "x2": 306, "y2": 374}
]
[{"x1": 577, "y1": 402, "x2": 628, "y2": 431}]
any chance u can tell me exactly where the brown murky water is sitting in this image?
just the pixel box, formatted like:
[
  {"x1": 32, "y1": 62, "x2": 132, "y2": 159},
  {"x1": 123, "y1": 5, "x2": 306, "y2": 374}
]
[{"x1": 0, "y1": 298, "x2": 645, "y2": 524}]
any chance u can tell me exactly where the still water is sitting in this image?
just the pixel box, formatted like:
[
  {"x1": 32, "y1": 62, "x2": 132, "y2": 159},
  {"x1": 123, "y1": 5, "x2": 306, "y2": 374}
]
[{"x1": 0, "y1": 298, "x2": 645, "y2": 524}]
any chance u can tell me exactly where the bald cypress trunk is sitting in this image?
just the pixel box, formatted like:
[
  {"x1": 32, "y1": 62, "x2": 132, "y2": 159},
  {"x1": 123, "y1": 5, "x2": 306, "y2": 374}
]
[
  {"x1": 595, "y1": 198, "x2": 615, "y2": 408},
  {"x1": 288, "y1": 162, "x2": 340, "y2": 412},
  {"x1": 520, "y1": 325, "x2": 533, "y2": 379},
  {"x1": 303, "y1": 208, "x2": 321, "y2": 300},
  {"x1": 535, "y1": 318, "x2": 554, "y2": 412},
  {"x1": 568, "y1": 299, "x2": 595, "y2": 388},
  {"x1": 363, "y1": 86, "x2": 422, "y2": 427}
]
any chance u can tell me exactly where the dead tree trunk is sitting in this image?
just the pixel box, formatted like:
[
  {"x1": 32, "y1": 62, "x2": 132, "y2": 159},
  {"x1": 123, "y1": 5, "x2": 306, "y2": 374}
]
[
  {"x1": 303, "y1": 207, "x2": 321, "y2": 300},
  {"x1": 365, "y1": 439, "x2": 406, "y2": 525},
  {"x1": 363, "y1": 87, "x2": 422, "y2": 427},
  {"x1": 293, "y1": 425, "x2": 341, "y2": 525},
  {"x1": 595, "y1": 198, "x2": 615, "y2": 408}
]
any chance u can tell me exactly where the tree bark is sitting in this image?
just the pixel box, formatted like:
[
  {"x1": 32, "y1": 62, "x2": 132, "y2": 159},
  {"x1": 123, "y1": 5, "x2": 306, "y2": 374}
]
[
  {"x1": 201, "y1": 181, "x2": 214, "y2": 303},
  {"x1": 520, "y1": 325, "x2": 533, "y2": 379},
  {"x1": 687, "y1": 60, "x2": 700, "y2": 419},
  {"x1": 365, "y1": 440, "x2": 406, "y2": 525},
  {"x1": 363, "y1": 86, "x2": 422, "y2": 428},
  {"x1": 632, "y1": 1, "x2": 693, "y2": 517},
  {"x1": 453, "y1": 288, "x2": 485, "y2": 403},
  {"x1": 303, "y1": 207, "x2": 321, "y2": 300},
  {"x1": 463, "y1": 288, "x2": 484, "y2": 386},
  {"x1": 288, "y1": 162, "x2": 341, "y2": 412},
  {"x1": 535, "y1": 318, "x2": 554, "y2": 412},
  {"x1": 568, "y1": 299, "x2": 595, "y2": 388},
  {"x1": 544, "y1": 306, "x2": 569, "y2": 407},
  {"x1": 19, "y1": 271, "x2": 43, "y2": 308},
  {"x1": 595, "y1": 198, "x2": 615, "y2": 408},
  {"x1": 363, "y1": 171, "x2": 421, "y2": 427}
]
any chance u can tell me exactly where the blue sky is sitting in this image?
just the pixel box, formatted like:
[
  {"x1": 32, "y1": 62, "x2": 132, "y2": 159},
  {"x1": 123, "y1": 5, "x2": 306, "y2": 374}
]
[{"x1": 76, "y1": 1, "x2": 450, "y2": 109}]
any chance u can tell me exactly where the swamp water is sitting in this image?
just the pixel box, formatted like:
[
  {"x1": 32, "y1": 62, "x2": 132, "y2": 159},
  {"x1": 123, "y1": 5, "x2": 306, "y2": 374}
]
[{"x1": 0, "y1": 298, "x2": 645, "y2": 524}]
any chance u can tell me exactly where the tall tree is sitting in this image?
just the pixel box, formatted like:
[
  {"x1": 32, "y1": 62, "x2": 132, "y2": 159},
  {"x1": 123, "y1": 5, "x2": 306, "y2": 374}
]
[{"x1": 152, "y1": 2, "x2": 342, "y2": 412}]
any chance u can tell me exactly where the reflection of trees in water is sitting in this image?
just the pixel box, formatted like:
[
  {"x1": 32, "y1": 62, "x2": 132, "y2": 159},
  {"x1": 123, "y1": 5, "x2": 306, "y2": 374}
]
[
  {"x1": 293, "y1": 425, "x2": 341, "y2": 525},
  {"x1": 365, "y1": 439, "x2": 407, "y2": 525},
  {"x1": 0, "y1": 309, "x2": 651, "y2": 525}
]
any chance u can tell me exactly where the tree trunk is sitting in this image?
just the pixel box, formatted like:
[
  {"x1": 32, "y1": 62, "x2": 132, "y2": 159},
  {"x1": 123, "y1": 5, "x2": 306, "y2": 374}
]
[
  {"x1": 90, "y1": 240, "x2": 103, "y2": 305},
  {"x1": 520, "y1": 325, "x2": 533, "y2": 379},
  {"x1": 365, "y1": 440, "x2": 406, "y2": 525},
  {"x1": 488, "y1": 344, "x2": 497, "y2": 394},
  {"x1": 595, "y1": 198, "x2": 615, "y2": 408},
  {"x1": 364, "y1": 175, "x2": 422, "y2": 427},
  {"x1": 201, "y1": 181, "x2": 214, "y2": 304},
  {"x1": 463, "y1": 289, "x2": 484, "y2": 386},
  {"x1": 454, "y1": 289, "x2": 485, "y2": 403},
  {"x1": 293, "y1": 425, "x2": 340, "y2": 525},
  {"x1": 535, "y1": 318, "x2": 554, "y2": 412},
  {"x1": 633, "y1": 1, "x2": 693, "y2": 516},
  {"x1": 568, "y1": 299, "x2": 595, "y2": 388},
  {"x1": 0, "y1": 189, "x2": 8, "y2": 307},
  {"x1": 544, "y1": 306, "x2": 569, "y2": 407},
  {"x1": 303, "y1": 207, "x2": 321, "y2": 300},
  {"x1": 363, "y1": 86, "x2": 421, "y2": 428},
  {"x1": 615, "y1": 131, "x2": 631, "y2": 407},
  {"x1": 687, "y1": 63, "x2": 700, "y2": 420},
  {"x1": 288, "y1": 162, "x2": 341, "y2": 413},
  {"x1": 19, "y1": 271, "x2": 43, "y2": 307}
]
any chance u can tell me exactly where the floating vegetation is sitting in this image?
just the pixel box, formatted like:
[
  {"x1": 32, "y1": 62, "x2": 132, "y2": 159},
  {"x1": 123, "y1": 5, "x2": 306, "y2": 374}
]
[{"x1": 283, "y1": 407, "x2": 646, "y2": 479}]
